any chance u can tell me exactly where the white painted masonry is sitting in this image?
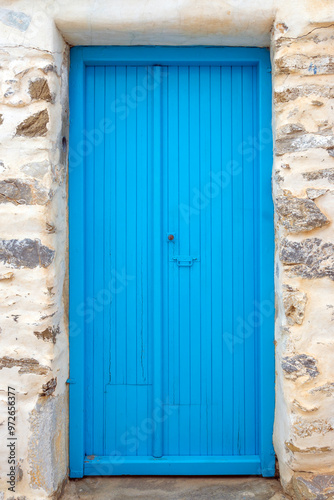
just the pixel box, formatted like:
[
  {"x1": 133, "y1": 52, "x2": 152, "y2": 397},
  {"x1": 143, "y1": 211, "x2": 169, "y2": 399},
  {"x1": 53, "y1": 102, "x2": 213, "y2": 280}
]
[{"x1": 0, "y1": 1, "x2": 333, "y2": 498}]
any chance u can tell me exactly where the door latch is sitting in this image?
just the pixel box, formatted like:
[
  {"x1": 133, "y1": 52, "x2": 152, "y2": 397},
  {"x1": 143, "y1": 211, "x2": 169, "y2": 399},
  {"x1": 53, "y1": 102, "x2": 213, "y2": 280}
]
[{"x1": 171, "y1": 256, "x2": 199, "y2": 267}]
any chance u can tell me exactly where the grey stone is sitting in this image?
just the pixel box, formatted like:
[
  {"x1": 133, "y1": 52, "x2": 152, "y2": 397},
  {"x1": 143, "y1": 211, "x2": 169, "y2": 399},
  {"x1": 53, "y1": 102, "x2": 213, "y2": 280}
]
[
  {"x1": 41, "y1": 64, "x2": 57, "y2": 75},
  {"x1": 276, "y1": 194, "x2": 329, "y2": 233},
  {"x1": 277, "y1": 123, "x2": 306, "y2": 136},
  {"x1": 0, "y1": 178, "x2": 50, "y2": 205},
  {"x1": 303, "y1": 168, "x2": 334, "y2": 184},
  {"x1": 16, "y1": 462, "x2": 23, "y2": 482},
  {"x1": 0, "y1": 238, "x2": 54, "y2": 269},
  {"x1": 275, "y1": 170, "x2": 285, "y2": 184},
  {"x1": 0, "y1": 8, "x2": 30, "y2": 32},
  {"x1": 0, "y1": 114, "x2": 3, "y2": 125},
  {"x1": 292, "y1": 473, "x2": 334, "y2": 500},
  {"x1": 310, "y1": 383, "x2": 334, "y2": 397},
  {"x1": 306, "y1": 188, "x2": 328, "y2": 200},
  {"x1": 280, "y1": 238, "x2": 334, "y2": 281},
  {"x1": 274, "y1": 84, "x2": 334, "y2": 104},
  {"x1": 276, "y1": 133, "x2": 334, "y2": 156},
  {"x1": 40, "y1": 377, "x2": 57, "y2": 396},
  {"x1": 282, "y1": 354, "x2": 319, "y2": 379},
  {"x1": 16, "y1": 109, "x2": 49, "y2": 137},
  {"x1": 282, "y1": 285, "x2": 307, "y2": 325},
  {"x1": 29, "y1": 395, "x2": 67, "y2": 494},
  {"x1": 293, "y1": 418, "x2": 333, "y2": 438},
  {"x1": 275, "y1": 55, "x2": 334, "y2": 75},
  {"x1": 21, "y1": 160, "x2": 50, "y2": 179},
  {"x1": 317, "y1": 121, "x2": 332, "y2": 135},
  {"x1": 328, "y1": 147, "x2": 334, "y2": 158}
]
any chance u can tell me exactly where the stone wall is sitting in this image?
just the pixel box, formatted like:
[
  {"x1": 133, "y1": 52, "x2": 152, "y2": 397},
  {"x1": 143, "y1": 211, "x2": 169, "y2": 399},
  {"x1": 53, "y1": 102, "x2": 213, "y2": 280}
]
[
  {"x1": 272, "y1": 13, "x2": 334, "y2": 500},
  {"x1": 0, "y1": 2, "x2": 69, "y2": 498},
  {"x1": 0, "y1": 1, "x2": 333, "y2": 499}
]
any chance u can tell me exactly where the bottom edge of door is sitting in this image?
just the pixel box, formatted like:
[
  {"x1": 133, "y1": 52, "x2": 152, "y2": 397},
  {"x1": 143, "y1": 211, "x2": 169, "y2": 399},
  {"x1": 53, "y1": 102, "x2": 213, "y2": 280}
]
[{"x1": 78, "y1": 455, "x2": 274, "y2": 477}]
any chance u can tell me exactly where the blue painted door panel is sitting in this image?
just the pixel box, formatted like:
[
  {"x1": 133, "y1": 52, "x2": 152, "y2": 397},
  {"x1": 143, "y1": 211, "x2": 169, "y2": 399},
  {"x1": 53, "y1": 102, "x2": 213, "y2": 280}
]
[
  {"x1": 84, "y1": 65, "x2": 155, "y2": 458},
  {"x1": 161, "y1": 65, "x2": 258, "y2": 457},
  {"x1": 69, "y1": 47, "x2": 275, "y2": 477}
]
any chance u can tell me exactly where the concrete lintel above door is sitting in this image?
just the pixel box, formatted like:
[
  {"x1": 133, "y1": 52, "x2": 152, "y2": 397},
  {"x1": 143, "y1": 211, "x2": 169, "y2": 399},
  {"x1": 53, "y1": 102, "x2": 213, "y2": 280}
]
[{"x1": 54, "y1": 0, "x2": 275, "y2": 47}]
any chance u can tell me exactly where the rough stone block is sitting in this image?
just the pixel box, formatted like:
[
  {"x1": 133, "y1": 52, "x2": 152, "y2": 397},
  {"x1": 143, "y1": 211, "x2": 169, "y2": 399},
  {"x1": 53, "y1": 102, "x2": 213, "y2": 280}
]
[
  {"x1": 280, "y1": 238, "x2": 334, "y2": 281},
  {"x1": 276, "y1": 194, "x2": 329, "y2": 233},
  {"x1": 282, "y1": 285, "x2": 307, "y2": 325},
  {"x1": 291, "y1": 473, "x2": 334, "y2": 500},
  {"x1": 29, "y1": 78, "x2": 53, "y2": 103},
  {"x1": 16, "y1": 109, "x2": 49, "y2": 137},
  {"x1": 282, "y1": 354, "x2": 319, "y2": 379},
  {"x1": 0, "y1": 238, "x2": 54, "y2": 268},
  {"x1": 0, "y1": 178, "x2": 50, "y2": 205}
]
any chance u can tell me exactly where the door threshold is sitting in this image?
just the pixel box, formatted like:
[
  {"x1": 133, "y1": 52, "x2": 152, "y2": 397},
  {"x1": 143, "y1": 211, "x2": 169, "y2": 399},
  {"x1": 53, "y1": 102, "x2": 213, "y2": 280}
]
[{"x1": 80, "y1": 455, "x2": 265, "y2": 476}]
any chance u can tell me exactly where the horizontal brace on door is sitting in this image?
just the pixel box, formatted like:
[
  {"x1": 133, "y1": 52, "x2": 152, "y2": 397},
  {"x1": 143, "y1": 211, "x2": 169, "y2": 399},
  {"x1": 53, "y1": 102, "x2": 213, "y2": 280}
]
[{"x1": 170, "y1": 256, "x2": 199, "y2": 267}]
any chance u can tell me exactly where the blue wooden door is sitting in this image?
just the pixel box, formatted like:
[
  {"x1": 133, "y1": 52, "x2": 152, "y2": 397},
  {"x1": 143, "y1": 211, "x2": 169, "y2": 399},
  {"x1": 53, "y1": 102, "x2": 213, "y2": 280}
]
[{"x1": 69, "y1": 47, "x2": 275, "y2": 477}]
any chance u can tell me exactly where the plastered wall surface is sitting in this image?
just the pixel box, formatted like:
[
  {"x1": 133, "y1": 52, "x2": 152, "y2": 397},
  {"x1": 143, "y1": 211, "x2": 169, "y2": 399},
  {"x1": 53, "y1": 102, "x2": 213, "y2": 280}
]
[{"x1": 0, "y1": 1, "x2": 333, "y2": 498}]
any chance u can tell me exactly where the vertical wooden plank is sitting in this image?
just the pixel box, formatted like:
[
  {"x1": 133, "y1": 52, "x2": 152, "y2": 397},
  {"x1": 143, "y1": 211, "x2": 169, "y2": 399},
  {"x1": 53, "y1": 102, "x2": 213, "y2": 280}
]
[
  {"x1": 231, "y1": 66, "x2": 245, "y2": 456},
  {"x1": 125, "y1": 386, "x2": 137, "y2": 456},
  {"x1": 69, "y1": 47, "x2": 85, "y2": 477},
  {"x1": 104, "y1": 65, "x2": 116, "y2": 456},
  {"x1": 161, "y1": 64, "x2": 170, "y2": 455},
  {"x1": 115, "y1": 66, "x2": 127, "y2": 386},
  {"x1": 152, "y1": 65, "x2": 163, "y2": 458},
  {"x1": 167, "y1": 66, "x2": 180, "y2": 456},
  {"x1": 199, "y1": 66, "x2": 211, "y2": 456},
  {"x1": 115, "y1": 385, "x2": 127, "y2": 456},
  {"x1": 84, "y1": 65, "x2": 95, "y2": 457},
  {"x1": 189, "y1": 65, "x2": 201, "y2": 456},
  {"x1": 206, "y1": 68, "x2": 213, "y2": 458},
  {"x1": 134, "y1": 66, "x2": 151, "y2": 456},
  {"x1": 136, "y1": 66, "x2": 149, "y2": 386},
  {"x1": 178, "y1": 66, "x2": 191, "y2": 456},
  {"x1": 136, "y1": 386, "x2": 149, "y2": 457},
  {"x1": 92, "y1": 65, "x2": 106, "y2": 455},
  {"x1": 104, "y1": 66, "x2": 117, "y2": 390},
  {"x1": 126, "y1": 66, "x2": 138, "y2": 385},
  {"x1": 242, "y1": 66, "x2": 257, "y2": 456},
  {"x1": 105, "y1": 386, "x2": 116, "y2": 455},
  {"x1": 221, "y1": 66, "x2": 234, "y2": 456},
  {"x1": 253, "y1": 65, "x2": 260, "y2": 458},
  {"x1": 210, "y1": 66, "x2": 223, "y2": 456},
  {"x1": 146, "y1": 67, "x2": 154, "y2": 457}
]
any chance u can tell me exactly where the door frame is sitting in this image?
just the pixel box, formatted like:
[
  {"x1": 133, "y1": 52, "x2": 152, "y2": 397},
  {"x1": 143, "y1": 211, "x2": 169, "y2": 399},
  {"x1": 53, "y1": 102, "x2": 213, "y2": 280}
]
[{"x1": 68, "y1": 46, "x2": 274, "y2": 478}]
